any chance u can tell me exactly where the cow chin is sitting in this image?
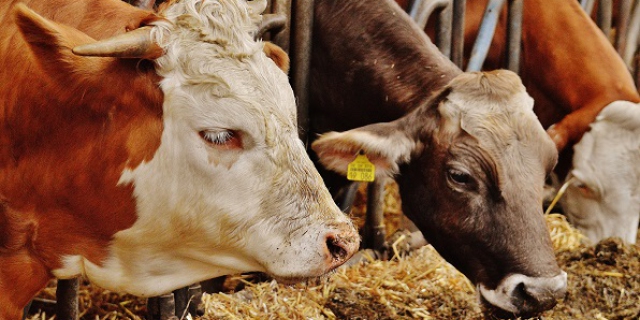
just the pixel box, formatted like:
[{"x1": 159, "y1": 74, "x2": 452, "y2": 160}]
[{"x1": 477, "y1": 272, "x2": 567, "y2": 319}]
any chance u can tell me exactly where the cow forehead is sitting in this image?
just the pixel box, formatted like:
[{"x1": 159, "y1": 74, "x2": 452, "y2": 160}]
[
  {"x1": 573, "y1": 103, "x2": 640, "y2": 181},
  {"x1": 151, "y1": 0, "x2": 297, "y2": 133},
  {"x1": 439, "y1": 88, "x2": 556, "y2": 191},
  {"x1": 447, "y1": 91, "x2": 554, "y2": 161}
]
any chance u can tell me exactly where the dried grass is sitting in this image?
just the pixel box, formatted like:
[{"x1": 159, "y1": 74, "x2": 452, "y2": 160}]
[{"x1": 27, "y1": 181, "x2": 640, "y2": 319}]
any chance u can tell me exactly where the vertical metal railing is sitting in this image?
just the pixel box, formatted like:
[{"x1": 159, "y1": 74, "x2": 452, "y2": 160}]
[
  {"x1": 466, "y1": 0, "x2": 505, "y2": 71},
  {"x1": 465, "y1": 0, "x2": 522, "y2": 73},
  {"x1": 363, "y1": 180, "x2": 387, "y2": 251},
  {"x1": 614, "y1": 0, "x2": 633, "y2": 55},
  {"x1": 624, "y1": 1, "x2": 640, "y2": 66},
  {"x1": 290, "y1": 0, "x2": 315, "y2": 143},
  {"x1": 506, "y1": 0, "x2": 523, "y2": 73},
  {"x1": 596, "y1": 0, "x2": 613, "y2": 38},
  {"x1": 408, "y1": 0, "x2": 453, "y2": 57},
  {"x1": 56, "y1": 279, "x2": 79, "y2": 320},
  {"x1": 451, "y1": 0, "x2": 467, "y2": 67}
]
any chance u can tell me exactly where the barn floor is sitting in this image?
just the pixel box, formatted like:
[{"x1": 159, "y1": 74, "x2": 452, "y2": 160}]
[{"x1": 28, "y1": 182, "x2": 640, "y2": 320}]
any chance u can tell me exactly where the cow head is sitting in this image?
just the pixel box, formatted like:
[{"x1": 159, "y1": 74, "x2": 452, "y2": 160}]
[
  {"x1": 12, "y1": 0, "x2": 358, "y2": 298},
  {"x1": 562, "y1": 100, "x2": 640, "y2": 245},
  {"x1": 313, "y1": 70, "x2": 567, "y2": 318}
]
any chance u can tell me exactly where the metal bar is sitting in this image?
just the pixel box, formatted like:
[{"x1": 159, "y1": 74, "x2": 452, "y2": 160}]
[
  {"x1": 173, "y1": 287, "x2": 189, "y2": 318},
  {"x1": 409, "y1": 0, "x2": 450, "y2": 30},
  {"x1": 56, "y1": 279, "x2": 79, "y2": 320},
  {"x1": 158, "y1": 293, "x2": 177, "y2": 320},
  {"x1": 596, "y1": 0, "x2": 613, "y2": 38},
  {"x1": 338, "y1": 182, "x2": 360, "y2": 213},
  {"x1": 23, "y1": 301, "x2": 32, "y2": 320},
  {"x1": 581, "y1": 0, "x2": 596, "y2": 15},
  {"x1": 451, "y1": 0, "x2": 467, "y2": 68},
  {"x1": 614, "y1": 0, "x2": 633, "y2": 55},
  {"x1": 623, "y1": 0, "x2": 640, "y2": 66},
  {"x1": 147, "y1": 297, "x2": 159, "y2": 320},
  {"x1": 506, "y1": 0, "x2": 523, "y2": 73},
  {"x1": 290, "y1": 0, "x2": 314, "y2": 143},
  {"x1": 270, "y1": 0, "x2": 292, "y2": 52},
  {"x1": 436, "y1": 2, "x2": 453, "y2": 58},
  {"x1": 187, "y1": 284, "x2": 203, "y2": 317},
  {"x1": 364, "y1": 179, "x2": 386, "y2": 251},
  {"x1": 466, "y1": 0, "x2": 507, "y2": 72},
  {"x1": 255, "y1": 13, "x2": 288, "y2": 40},
  {"x1": 636, "y1": 54, "x2": 640, "y2": 89}
]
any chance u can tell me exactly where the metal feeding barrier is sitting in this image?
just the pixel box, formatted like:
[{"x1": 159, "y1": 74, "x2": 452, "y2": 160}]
[
  {"x1": 464, "y1": 0, "x2": 522, "y2": 73},
  {"x1": 582, "y1": 0, "x2": 640, "y2": 87}
]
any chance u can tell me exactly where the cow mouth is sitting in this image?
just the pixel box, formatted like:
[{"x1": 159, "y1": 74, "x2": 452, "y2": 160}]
[
  {"x1": 480, "y1": 298, "x2": 547, "y2": 319},
  {"x1": 272, "y1": 269, "x2": 338, "y2": 286},
  {"x1": 478, "y1": 284, "x2": 558, "y2": 319}
]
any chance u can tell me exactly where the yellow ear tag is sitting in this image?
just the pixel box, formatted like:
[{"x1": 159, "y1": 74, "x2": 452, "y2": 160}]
[{"x1": 347, "y1": 154, "x2": 376, "y2": 182}]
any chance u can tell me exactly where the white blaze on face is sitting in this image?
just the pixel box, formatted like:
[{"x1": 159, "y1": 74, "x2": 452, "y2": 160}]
[
  {"x1": 53, "y1": 0, "x2": 358, "y2": 297},
  {"x1": 563, "y1": 101, "x2": 640, "y2": 245}
]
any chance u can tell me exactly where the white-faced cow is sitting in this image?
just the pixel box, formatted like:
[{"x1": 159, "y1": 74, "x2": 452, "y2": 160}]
[
  {"x1": 309, "y1": 0, "x2": 566, "y2": 318},
  {"x1": 0, "y1": 0, "x2": 359, "y2": 318},
  {"x1": 562, "y1": 101, "x2": 640, "y2": 244}
]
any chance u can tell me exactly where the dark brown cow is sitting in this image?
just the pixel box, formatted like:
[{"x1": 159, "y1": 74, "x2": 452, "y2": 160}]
[
  {"x1": 418, "y1": 0, "x2": 640, "y2": 244},
  {"x1": 310, "y1": 0, "x2": 566, "y2": 317},
  {"x1": 418, "y1": 0, "x2": 640, "y2": 165},
  {"x1": 0, "y1": 0, "x2": 359, "y2": 318}
]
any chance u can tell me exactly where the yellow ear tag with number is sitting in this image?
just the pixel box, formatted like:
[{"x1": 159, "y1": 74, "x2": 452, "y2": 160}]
[{"x1": 347, "y1": 154, "x2": 376, "y2": 182}]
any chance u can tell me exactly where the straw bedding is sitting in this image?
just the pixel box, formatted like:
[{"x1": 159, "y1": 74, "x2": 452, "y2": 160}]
[{"x1": 27, "y1": 181, "x2": 640, "y2": 320}]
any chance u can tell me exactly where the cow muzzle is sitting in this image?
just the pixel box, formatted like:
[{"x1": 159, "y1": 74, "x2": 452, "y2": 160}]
[
  {"x1": 478, "y1": 271, "x2": 567, "y2": 318},
  {"x1": 323, "y1": 228, "x2": 360, "y2": 271}
]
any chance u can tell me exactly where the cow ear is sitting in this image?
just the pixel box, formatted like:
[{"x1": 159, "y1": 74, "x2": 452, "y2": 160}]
[
  {"x1": 14, "y1": 3, "x2": 108, "y2": 77},
  {"x1": 263, "y1": 42, "x2": 290, "y2": 73},
  {"x1": 312, "y1": 121, "x2": 419, "y2": 178}
]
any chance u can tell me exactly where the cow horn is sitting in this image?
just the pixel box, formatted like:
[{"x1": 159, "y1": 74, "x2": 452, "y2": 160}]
[
  {"x1": 247, "y1": 0, "x2": 268, "y2": 15},
  {"x1": 72, "y1": 27, "x2": 163, "y2": 59}
]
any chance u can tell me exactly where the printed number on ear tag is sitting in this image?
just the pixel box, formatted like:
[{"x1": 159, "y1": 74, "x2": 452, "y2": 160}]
[{"x1": 347, "y1": 154, "x2": 376, "y2": 182}]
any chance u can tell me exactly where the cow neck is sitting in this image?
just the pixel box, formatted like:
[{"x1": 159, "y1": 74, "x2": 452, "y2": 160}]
[
  {"x1": 310, "y1": 0, "x2": 461, "y2": 133},
  {"x1": 520, "y1": 0, "x2": 640, "y2": 133},
  {"x1": 0, "y1": 0, "x2": 165, "y2": 272}
]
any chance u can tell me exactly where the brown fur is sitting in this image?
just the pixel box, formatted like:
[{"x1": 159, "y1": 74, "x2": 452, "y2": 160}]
[
  {"x1": 263, "y1": 41, "x2": 290, "y2": 73},
  {"x1": 419, "y1": 0, "x2": 640, "y2": 176},
  {"x1": 310, "y1": 1, "x2": 563, "y2": 316},
  {"x1": 0, "y1": 0, "x2": 164, "y2": 316}
]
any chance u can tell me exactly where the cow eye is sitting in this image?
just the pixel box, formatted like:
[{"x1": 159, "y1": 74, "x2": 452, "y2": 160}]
[
  {"x1": 199, "y1": 129, "x2": 242, "y2": 149},
  {"x1": 447, "y1": 168, "x2": 472, "y2": 186},
  {"x1": 575, "y1": 182, "x2": 595, "y2": 198}
]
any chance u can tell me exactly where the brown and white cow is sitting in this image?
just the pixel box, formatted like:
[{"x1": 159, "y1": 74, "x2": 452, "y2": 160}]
[
  {"x1": 420, "y1": 0, "x2": 640, "y2": 244},
  {"x1": 309, "y1": 0, "x2": 566, "y2": 318},
  {"x1": 0, "y1": 0, "x2": 359, "y2": 318}
]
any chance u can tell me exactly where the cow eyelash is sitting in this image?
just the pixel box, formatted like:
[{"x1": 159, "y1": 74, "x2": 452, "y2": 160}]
[
  {"x1": 199, "y1": 130, "x2": 236, "y2": 145},
  {"x1": 447, "y1": 168, "x2": 473, "y2": 186}
]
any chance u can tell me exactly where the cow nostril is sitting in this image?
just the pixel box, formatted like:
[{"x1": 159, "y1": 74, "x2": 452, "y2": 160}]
[
  {"x1": 513, "y1": 281, "x2": 527, "y2": 301},
  {"x1": 513, "y1": 280, "x2": 559, "y2": 315},
  {"x1": 326, "y1": 235, "x2": 348, "y2": 262}
]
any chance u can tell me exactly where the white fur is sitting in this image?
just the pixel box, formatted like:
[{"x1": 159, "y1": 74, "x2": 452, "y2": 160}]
[
  {"x1": 563, "y1": 101, "x2": 640, "y2": 244},
  {"x1": 53, "y1": 0, "x2": 357, "y2": 296},
  {"x1": 313, "y1": 128, "x2": 417, "y2": 178},
  {"x1": 479, "y1": 272, "x2": 567, "y2": 313}
]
